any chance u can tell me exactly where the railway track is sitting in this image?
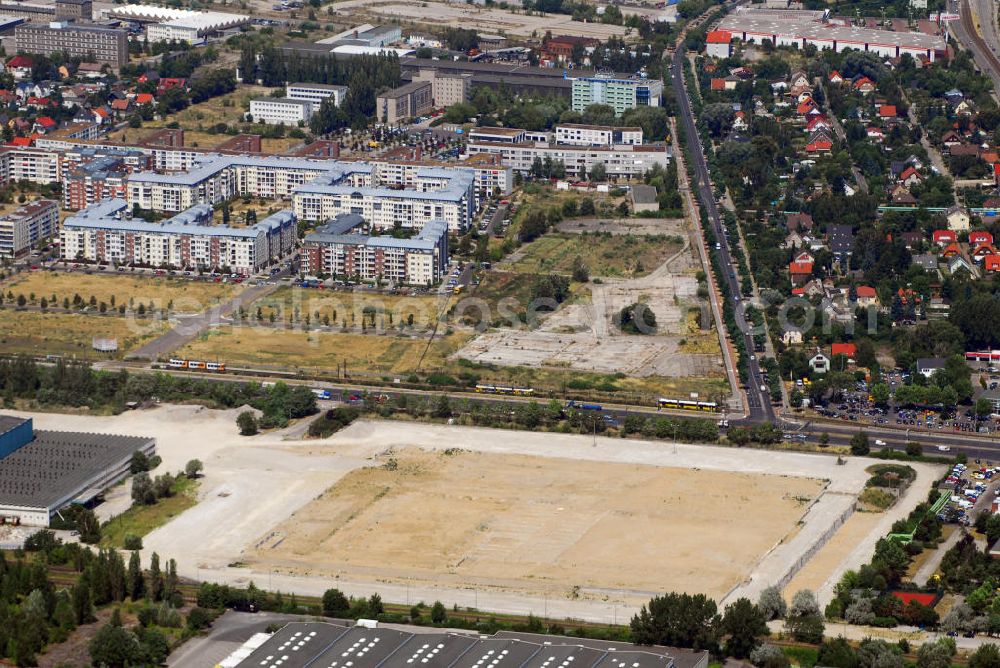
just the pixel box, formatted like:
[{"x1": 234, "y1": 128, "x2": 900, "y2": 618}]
[{"x1": 959, "y1": 0, "x2": 1000, "y2": 83}]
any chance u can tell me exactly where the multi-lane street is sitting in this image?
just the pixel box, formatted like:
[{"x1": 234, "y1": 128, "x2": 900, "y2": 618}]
[{"x1": 668, "y1": 49, "x2": 774, "y2": 422}]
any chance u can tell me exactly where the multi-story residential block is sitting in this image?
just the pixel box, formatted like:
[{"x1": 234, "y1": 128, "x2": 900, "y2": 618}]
[
  {"x1": 15, "y1": 22, "x2": 128, "y2": 68},
  {"x1": 376, "y1": 81, "x2": 432, "y2": 124},
  {"x1": 286, "y1": 83, "x2": 348, "y2": 108},
  {"x1": 555, "y1": 124, "x2": 644, "y2": 146},
  {"x1": 64, "y1": 155, "x2": 131, "y2": 210},
  {"x1": 301, "y1": 213, "x2": 448, "y2": 285},
  {"x1": 249, "y1": 98, "x2": 314, "y2": 126},
  {"x1": 0, "y1": 199, "x2": 58, "y2": 257},
  {"x1": 60, "y1": 200, "x2": 295, "y2": 274},
  {"x1": 466, "y1": 126, "x2": 670, "y2": 179},
  {"x1": 0, "y1": 146, "x2": 62, "y2": 184},
  {"x1": 570, "y1": 76, "x2": 663, "y2": 115}
]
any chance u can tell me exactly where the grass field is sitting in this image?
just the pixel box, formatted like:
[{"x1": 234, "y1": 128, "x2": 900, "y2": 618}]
[
  {"x1": 510, "y1": 233, "x2": 682, "y2": 278},
  {"x1": 105, "y1": 85, "x2": 303, "y2": 154},
  {"x1": 0, "y1": 310, "x2": 167, "y2": 358},
  {"x1": 252, "y1": 287, "x2": 449, "y2": 329},
  {"x1": 177, "y1": 326, "x2": 473, "y2": 376},
  {"x1": 101, "y1": 476, "x2": 200, "y2": 548},
  {"x1": 1, "y1": 271, "x2": 239, "y2": 313}
]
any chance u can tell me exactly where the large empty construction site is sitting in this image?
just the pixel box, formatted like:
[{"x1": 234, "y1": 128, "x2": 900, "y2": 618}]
[{"x1": 25, "y1": 406, "x2": 945, "y2": 622}]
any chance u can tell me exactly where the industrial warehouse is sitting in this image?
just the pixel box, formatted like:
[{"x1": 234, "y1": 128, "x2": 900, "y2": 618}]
[
  {"x1": 0, "y1": 414, "x2": 155, "y2": 527},
  {"x1": 223, "y1": 623, "x2": 709, "y2": 668},
  {"x1": 717, "y1": 8, "x2": 947, "y2": 61}
]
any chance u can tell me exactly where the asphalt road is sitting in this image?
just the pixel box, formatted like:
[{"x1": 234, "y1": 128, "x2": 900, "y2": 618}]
[
  {"x1": 668, "y1": 49, "x2": 774, "y2": 422},
  {"x1": 953, "y1": 0, "x2": 1000, "y2": 92}
]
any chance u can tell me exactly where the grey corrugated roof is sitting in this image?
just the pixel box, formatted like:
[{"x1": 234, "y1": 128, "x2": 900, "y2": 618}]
[{"x1": 0, "y1": 427, "x2": 154, "y2": 510}]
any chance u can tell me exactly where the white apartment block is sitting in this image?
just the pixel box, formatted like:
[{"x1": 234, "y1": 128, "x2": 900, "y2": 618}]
[
  {"x1": 249, "y1": 98, "x2": 314, "y2": 126},
  {"x1": 555, "y1": 124, "x2": 644, "y2": 146},
  {"x1": 286, "y1": 83, "x2": 348, "y2": 108},
  {"x1": 466, "y1": 127, "x2": 670, "y2": 179},
  {"x1": 60, "y1": 200, "x2": 295, "y2": 274},
  {"x1": 146, "y1": 22, "x2": 200, "y2": 44},
  {"x1": 0, "y1": 147, "x2": 62, "y2": 184},
  {"x1": 0, "y1": 199, "x2": 58, "y2": 257}
]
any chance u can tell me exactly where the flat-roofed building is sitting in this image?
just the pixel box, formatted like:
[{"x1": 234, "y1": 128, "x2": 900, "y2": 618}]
[
  {"x1": 570, "y1": 76, "x2": 663, "y2": 115},
  {"x1": 376, "y1": 80, "x2": 432, "y2": 124},
  {"x1": 16, "y1": 21, "x2": 128, "y2": 68},
  {"x1": 555, "y1": 123, "x2": 644, "y2": 146},
  {"x1": 286, "y1": 82, "x2": 348, "y2": 107},
  {"x1": 412, "y1": 68, "x2": 472, "y2": 107},
  {"x1": 249, "y1": 97, "x2": 314, "y2": 126},
  {"x1": 301, "y1": 213, "x2": 449, "y2": 285},
  {"x1": 0, "y1": 413, "x2": 155, "y2": 527},
  {"x1": 0, "y1": 198, "x2": 58, "y2": 257},
  {"x1": 55, "y1": 0, "x2": 92, "y2": 20}
]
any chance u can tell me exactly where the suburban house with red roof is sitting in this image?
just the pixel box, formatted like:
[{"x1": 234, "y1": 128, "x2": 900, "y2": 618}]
[
  {"x1": 855, "y1": 286, "x2": 878, "y2": 307},
  {"x1": 940, "y1": 242, "x2": 962, "y2": 258},
  {"x1": 899, "y1": 166, "x2": 923, "y2": 187},
  {"x1": 878, "y1": 105, "x2": 897, "y2": 119},
  {"x1": 853, "y1": 77, "x2": 876, "y2": 94},
  {"x1": 986, "y1": 255, "x2": 1000, "y2": 273},
  {"x1": 706, "y1": 30, "x2": 732, "y2": 58},
  {"x1": 970, "y1": 230, "x2": 994, "y2": 246},
  {"x1": 933, "y1": 230, "x2": 957, "y2": 245},
  {"x1": 32, "y1": 116, "x2": 56, "y2": 134},
  {"x1": 828, "y1": 71, "x2": 843, "y2": 84},
  {"x1": 831, "y1": 343, "x2": 857, "y2": 360},
  {"x1": 7, "y1": 55, "x2": 32, "y2": 80}
]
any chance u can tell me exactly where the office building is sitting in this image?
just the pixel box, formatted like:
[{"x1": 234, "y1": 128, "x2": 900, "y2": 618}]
[
  {"x1": 61, "y1": 199, "x2": 295, "y2": 274},
  {"x1": 412, "y1": 68, "x2": 472, "y2": 107},
  {"x1": 555, "y1": 124, "x2": 644, "y2": 146},
  {"x1": 15, "y1": 22, "x2": 128, "y2": 68},
  {"x1": 249, "y1": 98, "x2": 314, "y2": 126},
  {"x1": 301, "y1": 213, "x2": 448, "y2": 285},
  {"x1": 286, "y1": 82, "x2": 348, "y2": 107},
  {"x1": 0, "y1": 198, "x2": 58, "y2": 257},
  {"x1": 376, "y1": 80, "x2": 432, "y2": 124},
  {"x1": 570, "y1": 76, "x2": 663, "y2": 115}
]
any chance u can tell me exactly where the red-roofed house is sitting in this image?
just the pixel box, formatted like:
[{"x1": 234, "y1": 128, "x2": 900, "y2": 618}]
[
  {"x1": 899, "y1": 166, "x2": 923, "y2": 187},
  {"x1": 32, "y1": 116, "x2": 56, "y2": 134},
  {"x1": 986, "y1": 255, "x2": 1000, "y2": 272},
  {"x1": 866, "y1": 126, "x2": 884, "y2": 141},
  {"x1": 853, "y1": 77, "x2": 876, "y2": 94},
  {"x1": 940, "y1": 242, "x2": 962, "y2": 258},
  {"x1": 828, "y1": 70, "x2": 844, "y2": 84},
  {"x1": 8, "y1": 135, "x2": 32, "y2": 147},
  {"x1": 805, "y1": 115, "x2": 830, "y2": 132},
  {"x1": 972, "y1": 243, "x2": 997, "y2": 259},
  {"x1": 831, "y1": 343, "x2": 857, "y2": 359},
  {"x1": 110, "y1": 98, "x2": 131, "y2": 114},
  {"x1": 134, "y1": 92, "x2": 154, "y2": 105},
  {"x1": 796, "y1": 98, "x2": 816, "y2": 115},
  {"x1": 970, "y1": 230, "x2": 994, "y2": 246},
  {"x1": 933, "y1": 229, "x2": 957, "y2": 245},
  {"x1": 706, "y1": 30, "x2": 732, "y2": 58},
  {"x1": 806, "y1": 139, "x2": 833, "y2": 153},
  {"x1": 879, "y1": 104, "x2": 897, "y2": 118},
  {"x1": 710, "y1": 78, "x2": 726, "y2": 91},
  {"x1": 7, "y1": 55, "x2": 31, "y2": 80},
  {"x1": 156, "y1": 78, "x2": 187, "y2": 95},
  {"x1": 855, "y1": 285, "x2": 878, "y2": 307},
  {"x1": 789, "y1": 260, "x2": 814, "y2": 285}
]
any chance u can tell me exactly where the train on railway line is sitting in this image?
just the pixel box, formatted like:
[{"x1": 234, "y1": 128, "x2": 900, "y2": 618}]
[
  {"x1": 168, "y1": 358, "x2": 226, "y2": 372},
  {"x1": 474, "y1": 384, "x2": 534, "y2": 396},
  {"x1": 657, "y1": 397, "x2": 719, "y2": 412}
]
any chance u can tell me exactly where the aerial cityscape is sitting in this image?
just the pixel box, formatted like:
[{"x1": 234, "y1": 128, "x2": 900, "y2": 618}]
[{"x1": 2, "y1": 0, "x2": 1000, "y2": 664}]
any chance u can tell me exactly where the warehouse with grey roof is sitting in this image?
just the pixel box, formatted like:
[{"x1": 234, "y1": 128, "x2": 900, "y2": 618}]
[
  {"x1": 226, "y1": 622, "x2": 707, "y2": 668},
  {"x1": 0, "y1": 414, "x2": 155, "y2": 526}
]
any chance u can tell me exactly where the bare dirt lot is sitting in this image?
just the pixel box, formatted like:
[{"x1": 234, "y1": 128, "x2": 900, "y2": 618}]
[
  {"x1": 19, "y1": 407, "x2": 945, "y2": 622},
  {"x1": 247, "y1": 447, "x2": 825, "y2": 602},
  {"x1": 457, "y1": 234, "x2": 724, "y2": 380}
]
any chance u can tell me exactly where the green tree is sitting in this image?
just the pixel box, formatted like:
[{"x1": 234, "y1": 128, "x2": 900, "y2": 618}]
[
  {"x1": 131, "y1": 472, "x2": 155, "y2": 505},
  {"x1": 322, "y1": 588, "x2": 350, "y2": 617},
  {"x1": 870, "y1": 383, "x2": 890, "y2": 406},
  {"x1": 721, "y1": 597, "x2": 768, "y2": 659},
  {"x1": 850, "y1": 431, "x2": 870, "y2": 456},
  {"x1": 89, "y1": 622, "x2": 141, "y2": 668},
  {"x1": 970, "y1": 644, "x2": 1000, "y2": 668},
  {"x1": 571, "y1": 255, "x2": 590, "y2": 282},
  {"x1": 128, "y1": 551, "x2": 144, "y2": 600},
  {"x1": 237, "y1": 411, "x2": 259, "y2": 435},
  {"x1": 631, "y1": 592, "x2": 721, "y2": 652},
  {"x1": 185, "y1": 458, "x2": 203, "y2": 478},
  {"x1": 916, "y1": 638, "x2": 956, "y2": 668},
  {"x1": 785, "y1": 589, "x2": 824, "y2": 644},
  {"x1": 756, "y1": 586, "x2": 786, "y2": 621},
  {"x1": 431, "y1": 600, "x2": 447, "y2": 624},
  {"x1": 619, "y1": 302, "x2": 657, "y2": 334}
]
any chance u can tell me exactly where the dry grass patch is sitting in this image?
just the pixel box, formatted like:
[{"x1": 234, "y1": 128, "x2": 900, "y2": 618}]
[
  {"x1": 252, "y1": 287, "x2": 449, "y2": 329},
  {"x1": 177, "y1": 326, "x2": 472, "y2": 376},
  {"x1": 511, "y1": 233, "x2": 682, "y2": 278},
  {"x1": 2, "y1": 271, "x2": 239, "y2": 313},
  {"x1": 0, "y1": 310, "x2": 167, "y2": 358}
]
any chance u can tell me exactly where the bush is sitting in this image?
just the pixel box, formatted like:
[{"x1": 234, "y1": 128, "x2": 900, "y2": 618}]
[
  {"x1": 237, "y1": 411, "x2": 258, "y2": 436},
  {"x1": 186, "y1": 607, "x2": 213, "y2": 631},
  {"x1": 123, "y1": 534, "x2": 143, "y2": 551},
  {"x1": 308, "y1": 407, "x2": 360, "y2": 439}
]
